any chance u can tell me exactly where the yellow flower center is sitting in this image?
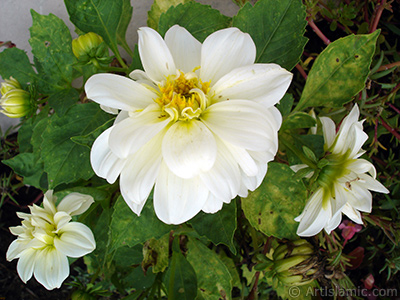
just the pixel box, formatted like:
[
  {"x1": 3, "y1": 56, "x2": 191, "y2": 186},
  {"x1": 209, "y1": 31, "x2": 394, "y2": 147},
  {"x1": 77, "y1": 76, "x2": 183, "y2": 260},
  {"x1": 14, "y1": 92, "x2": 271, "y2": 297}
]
[{"x1": 155, "y1": 70, "x2": 210, "y2": 122}]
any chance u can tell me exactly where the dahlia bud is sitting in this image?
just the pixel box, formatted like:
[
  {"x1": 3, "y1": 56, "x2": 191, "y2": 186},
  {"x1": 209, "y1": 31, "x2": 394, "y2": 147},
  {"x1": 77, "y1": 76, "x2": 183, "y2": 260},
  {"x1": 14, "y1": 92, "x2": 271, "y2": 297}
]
[
  {"x1": 72, "y1": 32, "x2": 110, "y2": 65},
  {"x1": 272, "y1": 239, "x2": 318, "y2": 286},
  {"x1": 0, "y1": 77, "x2": 33, "y2": 118}
]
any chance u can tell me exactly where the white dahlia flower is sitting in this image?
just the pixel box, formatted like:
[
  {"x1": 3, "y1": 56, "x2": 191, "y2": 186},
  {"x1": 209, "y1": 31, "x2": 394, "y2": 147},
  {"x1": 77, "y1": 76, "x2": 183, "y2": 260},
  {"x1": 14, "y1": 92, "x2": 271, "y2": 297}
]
[
  {"x1": 6, "y1": 191, "x2": 96, "y2": 290},
  {"x1": 294, "y1": 105, "x2": 389, "y2": 237},
  {"x1": 86, "y1": 25, "x2": 292, "y2": 224}
]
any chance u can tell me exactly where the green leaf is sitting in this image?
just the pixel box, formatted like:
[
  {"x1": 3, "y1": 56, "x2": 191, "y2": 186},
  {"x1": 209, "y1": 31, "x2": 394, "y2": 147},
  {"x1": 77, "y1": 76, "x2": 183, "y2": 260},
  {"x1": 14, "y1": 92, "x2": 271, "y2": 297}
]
[
  {"x1": 232, "y1": 0, "x2": 308, "y2": 70},
  {"x1": 116, "y1": 0, "x2": 133, "y2": 47},
  {"x1": 114, "y1": 244, "x2": 143, "y2": 267},
  {"x1": 284, "y1": 134, "x2": 324, "y2": 166},
  {"x1": 296, "y1": 30, "x2": 380, "y2": 111},
  {"x1": 2, "y1": 153, "x2": 46, "y2": 189},
  {"x1": 189, "y1": 200, "x2": 237, "y2": 254},
  {"x1": 142, "y1": 233, "x2": 170, "y2": 273},
  {"x1": 158, "y1": 2, "x2": 231, "y2": 42},
  {"x1": 0, "y1": 48, "x2": 37, "y2": 88},
  {"x1": 187, "y1": 239, "x2": 232, "y2": 300},
  {"x1": 276, "y1": 93, "x2": 294, "y2": 117},
  {"x1": 109, "y1": 196, "x2": 173, "y2": 251},
  {"x1": 29, "y1": 10, "x2": 75, "y2": 93},
  {"x1": 64, "y1": 0, "x2": 123, "y2": 55},
  {"x1": 41, "y1": 103, "x2": 112, "y2": 188},
  {"x1": 241, "y1": 162, "x2": 307, "y2": 239},
  {"x1": 148, "y1": 0, "x2": 192, "y2": 30},
  {"x1": 164, "y1": 249, "x2": 198, "y2": 300},
  {"x1": 281, "y1": 112, "x2": 316, "y2": 130},
  {"x1": 47, "y1": 88, "x2": 80, "y2": 116},
  {"x1": 71, "y1": 118, "x2": 114, "y2": 148}
]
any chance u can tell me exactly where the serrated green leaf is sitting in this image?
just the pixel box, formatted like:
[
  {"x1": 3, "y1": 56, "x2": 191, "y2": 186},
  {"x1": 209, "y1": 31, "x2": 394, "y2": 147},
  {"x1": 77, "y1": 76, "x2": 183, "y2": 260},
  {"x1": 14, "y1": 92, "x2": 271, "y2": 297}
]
[
  {"x1": 114, "y1": 244, "x2": 143, "y2": 267},
  {"x1": 29, "y1": 10, "x2": 75, "y2": 93},
  {"x1": 164, "y1": 249, "x2": 198, "y2": 300},
  {"x1": 64, "y1": 0, "x2": 123, "y2": 55},
  {"x1": 2, "y1": 153, "x2": 46, "y2": 189},
  {"x1": 189, "y1": 200, "x2": 237, "y2": 254},
  {"x1": 41, "y1": 103, "x2": 112, "y2": 188},
  {"x1": 110, "y1": 196, "x2": 173, "y2": 251},
  {"x1": 71, "y1": 118, "x2": 114, "y2": 148},
  {"x1": 0, "y1": 48, "x2": 37, "y2": 88},
  {"x1": 296, "y1": 30, "x2": 380, "y2": 111},
  {"x1": 17, "y1": 107, "x2": 50, "y2": 153},
  {"x1": 158, "y1": 2, "x2": 231, "y2": 42},
  {"x1": 187, "y1": 239, "x2": 232, "y2": 300},
  {"x1": 47, "y1": 88, "x2": 80, "y2": 116},
  {"x1": 281, "y1": 112, "x2": 316, "y2": 130},
  {"x1": 241, "y1": 162, "x2": 307, "y2": 239},
  {"x1": 232, "y1": 0, "x2": 307, "y2": 70},
  {"x1": 147, "y1": 0, "x2": 191, "y2": 30}
]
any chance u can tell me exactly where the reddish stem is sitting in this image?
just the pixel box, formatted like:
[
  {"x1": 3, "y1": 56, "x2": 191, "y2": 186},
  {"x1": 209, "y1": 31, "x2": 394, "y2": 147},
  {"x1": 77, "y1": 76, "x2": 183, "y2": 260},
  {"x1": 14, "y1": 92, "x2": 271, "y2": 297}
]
[
  {"x1": 389, "y1": 103, "x2": 400, "y2": 115},
  {"x1": 377, "y1": 61, "x2": 400, "y2": 72},
  {"x1": 295, "y1": 64, "x2": 308, "y2": 80},
  {"x1": 369, "y1": 0, "x2": 386, "y2": 33},
  {"x1": 379, "y1": 117, "x2": 400, "y2": 141},
  {"x1": 307, "y1": 18, "x2": 331, "y2": 45}
]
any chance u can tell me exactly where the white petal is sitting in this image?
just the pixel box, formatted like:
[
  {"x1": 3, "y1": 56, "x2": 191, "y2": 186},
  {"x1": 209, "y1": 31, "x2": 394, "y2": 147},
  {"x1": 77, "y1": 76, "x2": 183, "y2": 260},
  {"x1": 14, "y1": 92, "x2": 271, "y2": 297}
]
[
  {"x1": 120, "y1": 130, "x2": 164, "y2": 206},
  {"x1": 200, "y1": 28, "x2": 256, "y2": 84},
  {"x1": 85, "y1": 73, "x2": 157, "y2": 111},
  {"x1": 342, "y1": 203, "x2": 363, "y2": 224},
  {"x1": 165, "y1": 25, "x2": 201, "y2": 73},
  {"x1": 211, "y1": 64, "x2": 292, "y2": 107},
  {"x1": 7, "y1": 239, "x2": 25, "y2": 261},
  {"x1": 296, "y1": 188, "x2": 330, "y2": 237},
  {"x1": 357, "y1": 173, "x2": 389, "y2": 194},
  {"x1": 320, "y1": 117, "x2": 336, "y2": 150},
  {"x1": 57, "y1": 193, "x2": 94, "y2": 216},
  {"x1": 90, "y1": 127, "x2": 127, "y2": 183},
  {"x1": 202, "y1": 193, "x2": 224, "y2": 214},
  {"x1": 162, "y1": 120, "x2": 217, "y2": 178},
  {"x1": 33, "y1": 247, "x2": 69, "y2": 290},
  {"x1": 100, "y1": 105, "x2": 119, "y2": 115},
  {"x1": 109, "y1": 104, "x2": 170, "y2": 158},
  {"x1": 241, "y1": 161, "x2": 268, "y2": 192},
  {"x1": 154, "y1": 162, "x2": 208, "y2": 224},
  {"x1": 129, "y1": 69, "x2": 157, "y2": 87},
  {"x1": 347, "y1": 159, "x2": 376, "y2": 178},
  {"x1": 224, "y1": 142, "x2": 258, "y2": 177},
  {"x1": 53, "y1": 212, "x2": 72, "y2": 230},
  {"x1": 201, "y1": 100, "x2": 278, "y2": 152},
  {"x1": 17, "y1": 247, "x2": 37, "y2": 283},
  {"x1": 54, "y1": 222, "x2": 96, "y2": 258},
  {"x1": 43, "y1": 190, "x2": 57, "y2": 215},
  {"x1": 199, "y1": 138, "x2": 241, "y2": 200},
  {"x1": 138, "y1": 27, "x2": 176, "y2": 82}
]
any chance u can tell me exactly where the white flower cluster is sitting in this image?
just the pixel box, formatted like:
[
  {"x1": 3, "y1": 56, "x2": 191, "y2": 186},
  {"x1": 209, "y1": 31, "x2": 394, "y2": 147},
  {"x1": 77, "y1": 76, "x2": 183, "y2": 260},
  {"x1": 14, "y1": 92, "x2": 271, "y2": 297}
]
[
  {"x1": 86, "y1": 25, "x2": 292, "y2": 224},
  {"x1": 6, "y1": 191, "x2": 96, "y2": 290},
  {"x1": 294, "y1": 105, "x2": 389, "y2": 236}
]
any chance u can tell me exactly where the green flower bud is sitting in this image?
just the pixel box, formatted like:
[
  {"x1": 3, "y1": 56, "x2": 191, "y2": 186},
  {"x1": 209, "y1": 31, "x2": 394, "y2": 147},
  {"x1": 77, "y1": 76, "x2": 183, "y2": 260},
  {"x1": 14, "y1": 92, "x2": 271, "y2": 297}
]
[
  {"x1": 0, "y1": 78, "x2": 33, "y2": 118},
  {"x1": 272, "y1": 239, "x2": 318, "y2": 286},
  {"x1": 72, "y1": 32, "x2": 108, "y2": 64},
  {"x1": 1, "y1": 77, "x2": 21, "y2": 95}
]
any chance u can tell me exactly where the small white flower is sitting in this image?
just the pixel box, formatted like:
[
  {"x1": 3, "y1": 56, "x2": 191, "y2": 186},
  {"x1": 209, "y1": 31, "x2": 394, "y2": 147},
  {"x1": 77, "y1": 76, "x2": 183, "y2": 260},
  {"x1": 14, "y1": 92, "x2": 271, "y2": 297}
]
[
  {"x1": 294, "y1": 105, "x2": 389, "y2": 237},
  {"x1": 86, "y1": 25, "x2": 292, "y2": 224},
  {"x1": 6, "y1": 191, "x2": 96, "y2": 290}
]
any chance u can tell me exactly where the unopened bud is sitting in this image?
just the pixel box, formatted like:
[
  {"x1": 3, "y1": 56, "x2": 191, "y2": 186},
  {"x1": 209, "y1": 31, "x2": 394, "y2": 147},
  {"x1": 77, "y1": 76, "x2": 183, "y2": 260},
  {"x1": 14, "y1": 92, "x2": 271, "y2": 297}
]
[{"x1": 0, "y1": 78, "x2": 33, "y2": 118}]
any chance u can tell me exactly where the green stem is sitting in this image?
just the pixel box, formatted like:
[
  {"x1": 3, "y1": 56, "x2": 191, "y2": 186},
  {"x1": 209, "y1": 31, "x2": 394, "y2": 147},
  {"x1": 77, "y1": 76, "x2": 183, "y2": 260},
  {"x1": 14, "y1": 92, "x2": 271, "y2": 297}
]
[{"x1": 119, "y1": 38, "x2": 134, "y2": 57}]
